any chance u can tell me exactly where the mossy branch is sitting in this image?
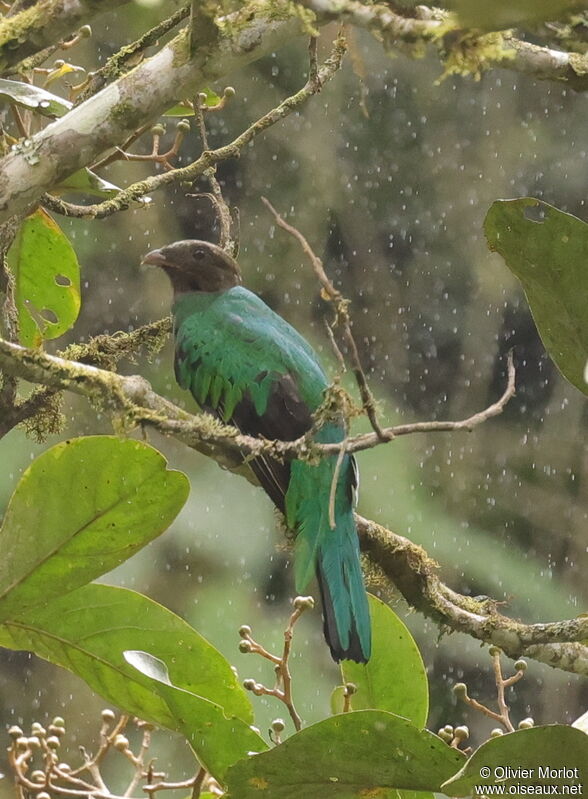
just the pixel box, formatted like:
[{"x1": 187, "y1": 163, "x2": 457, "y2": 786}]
[{"x1": 1, "y1": 335, "x2": 587, "y2": 676}]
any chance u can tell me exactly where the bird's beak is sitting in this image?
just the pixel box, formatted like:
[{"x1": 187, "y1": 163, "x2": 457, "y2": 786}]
[{"x1": 141, "y1": 248, "x2": 168, "y2": 268}]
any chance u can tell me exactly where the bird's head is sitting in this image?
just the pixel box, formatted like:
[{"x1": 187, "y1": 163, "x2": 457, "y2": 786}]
[{"x1": 142, "y1": 239, "x2": 242, "y2": 294}]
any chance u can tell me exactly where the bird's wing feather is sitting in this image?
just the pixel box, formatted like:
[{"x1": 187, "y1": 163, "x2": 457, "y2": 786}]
[{"x1": 173, "y1": 287, "x2": 325, "y2": 507}]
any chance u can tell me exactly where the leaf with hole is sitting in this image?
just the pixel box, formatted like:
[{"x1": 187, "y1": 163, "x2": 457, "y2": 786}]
[
  {"x1": 0, "y1": 436, "x2": 189, "y2": 620},
  {"x1": 226, "y1": 710, "x2": 464, "y2": 798},
  {"x1": 0, "y1": 78, "x2": 72, "y2": 117},
  {"x1": 7, "y1": 208, "x2": 80, "y2": 346},
  {"x1": 124, "y1": 650, "x2": 267, "y2": 782},
  {"x1": 333, "y1": 595, "x2": 428, "y2": 726},
  {"x1": 442, "y1": 725, "x2": 588, "y2": 797},
  {"x1": 485, "y1": 198, "x2": 588, "y2": 396},
  {"x1": 0, "y1": 583, "x2": 256, "y2": 770}
]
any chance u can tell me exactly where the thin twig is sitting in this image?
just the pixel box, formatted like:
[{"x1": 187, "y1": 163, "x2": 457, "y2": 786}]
[
  {"x1": 328, "y1": 443, "x2": 347, "y2": 529},
  {"x1": 76, "y1": 4, "x2": 191, "y2": 103},
  {"x1": 39, "y1": 35, "x2": 347, "y2": 221},
  {"x1": 261, "y1": 195, "x2": 388, "y2": 440}
]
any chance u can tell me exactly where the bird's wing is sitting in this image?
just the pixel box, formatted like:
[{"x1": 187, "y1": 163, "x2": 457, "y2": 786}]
[{"x1": 173, "y1": 288, "x2": 325, "y2": 509}]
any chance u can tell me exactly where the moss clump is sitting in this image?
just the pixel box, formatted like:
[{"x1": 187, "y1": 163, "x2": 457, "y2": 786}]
[{"x1": 438, "y1": 30, "x2": 515, "y2": 82}]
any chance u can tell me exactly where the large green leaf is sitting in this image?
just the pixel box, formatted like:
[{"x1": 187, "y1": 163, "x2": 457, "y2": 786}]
[
  {"x1": 0, "y1": 584, "x2": 253, "y2": 731},
  {"x1": 442, "y1": 725, "x2": 588, "y2": 797},
  {"x1": 124, "y1": 650, "x2": 267, "y2": 782},
  {"x1": 225, "y1": 710, "x2": 465, "y2": 798},
  {"x1": 485, "y1": 198, "x2": 588, "y2": 395},
  {"x1": 445, "y1": 1, "x2": 586, "y2": 29},
  {"x1": 0, "y1": 436, "x2": 189, "y2": 620},
  {"x1": 334, "y1": 595, "x2": 428, "y2": 727},
  {"x1": 0, "y1": 78, "x2": 72, "y2": 118},
  {"x1": 7, "y1": 208, "x2": 80, "y2": 346}
]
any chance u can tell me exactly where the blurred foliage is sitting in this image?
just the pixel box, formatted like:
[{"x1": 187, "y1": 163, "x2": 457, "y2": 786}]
[{"x1": 1, "y1": 0, "x2": 588, "y2": 792}]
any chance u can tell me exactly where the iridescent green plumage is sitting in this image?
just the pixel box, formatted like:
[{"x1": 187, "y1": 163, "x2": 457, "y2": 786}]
[{"x1": 146, "y1": 241, "x2": 371, "y2": 662}]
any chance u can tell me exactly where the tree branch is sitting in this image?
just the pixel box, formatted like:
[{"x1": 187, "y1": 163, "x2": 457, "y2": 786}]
[
  {"x1": 0, "y1": 0, "x2": 132, "y2": 71},
  {"x1": 40, "y1": 35, "x2": 347, "y2": 220},
  {"x1": 301, "y1": 0, "x2": 588, "y2": 90},
  {"x1": 1, "y1": 336, "x2": 586, "y2": 675},
  {"x1": 0, "y1": 2, "x2": 308, "y2": 224}
]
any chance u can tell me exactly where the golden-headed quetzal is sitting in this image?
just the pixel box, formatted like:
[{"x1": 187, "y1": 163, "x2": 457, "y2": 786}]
[{"x1": 143, "y1": 240, "x2": 371, "y2": 663}]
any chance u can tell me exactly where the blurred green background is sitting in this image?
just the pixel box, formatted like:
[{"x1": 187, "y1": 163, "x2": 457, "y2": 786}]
[{"x1": 1, "y1": 0, "x2": 587, "y2": 789}]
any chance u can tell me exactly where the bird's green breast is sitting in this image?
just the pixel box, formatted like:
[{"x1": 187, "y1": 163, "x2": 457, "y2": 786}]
[{"x1": 172, "y1": 286, "x2": 328, "y2": 420}]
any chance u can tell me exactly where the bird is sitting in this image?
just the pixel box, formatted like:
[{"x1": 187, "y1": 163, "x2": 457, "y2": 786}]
[{"x1": 142, "y1": 239, "x2": 371, "y2": 663}]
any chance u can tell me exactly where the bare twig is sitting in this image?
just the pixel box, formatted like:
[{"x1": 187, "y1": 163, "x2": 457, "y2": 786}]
[
  {"x1": 239, "y1": 598, "x2": 312, "y2": 731},
  {"x1": 453, "y1": 648, "x2": 528, "y2": 733},
  {"x1": 261, "y1": 196, "x2": 388, "y2": 440}
]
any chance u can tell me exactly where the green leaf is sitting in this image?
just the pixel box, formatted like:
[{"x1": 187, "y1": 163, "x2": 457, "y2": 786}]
[
  {"x1": 485, "y1": 198, "x2": 588, "y2": 395},
  {"x1": 44, "y1": 62, "x2": 85, "y2": 86},
  {"x1": 0, "y1": 436, "x2": 189, "y2": 620},
  {"x1": 0, "y1": 583, "x2": 254, "y2": 733},
  {"x1": 335, "y1": 595, "x2": 428, "y2": 726},
  {"x1": 124, "y1": 650, "x2": 267, "y2": 782},
  {"x1": 225, "y1": 710, "x2": 465, "y2": 798},
  {"x1": 445, "y1": 0, "x2": 585, "y2": 30},
  {"x1": 442, "y1": 725, "x2": 588, "y2": 797},
  {"x1": 0, "y1": 78, "x2": 72, "y2": 117},
  {"x1": 53, "y1": 168, "x2": 121, "y2": 199},
  {"x1": 7, "y1": 208, "x2": 80, "y2": 346},
  {"x1": 163, "y1": 89, "x2": 220, "y2": 116}
]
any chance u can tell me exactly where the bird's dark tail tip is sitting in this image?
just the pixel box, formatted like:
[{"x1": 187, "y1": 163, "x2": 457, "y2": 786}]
[{"x1": 316, "y1": 565, "x2": 371, "y2": 664}]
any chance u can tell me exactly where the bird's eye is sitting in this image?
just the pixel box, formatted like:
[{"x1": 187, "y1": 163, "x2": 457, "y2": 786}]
[{"x1": 193, "y1": 249, "x2": 205, "y2": 261}]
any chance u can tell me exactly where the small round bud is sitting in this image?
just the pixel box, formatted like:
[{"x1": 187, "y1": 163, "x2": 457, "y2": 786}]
[
  {"x1": 150, "y1": 124, "x2": 165, "y2": 137},
  {"x1": 176, "y1": 119, "x2": 190, "y2": 133},
  {"x1": 453, "y1": 683, "x2": 467, "y2": 698},
  {"x1": 514, "y1": 659, "x2": 527, "y2": 672},
  {"x1": 31, "y1": 723, "x2": 46, "y2": 736},
  {"x1": 79, "y1": 24, "x2": 92, "y2": 37},
  {"x1": 58, "y1": 763, "x2": 72, "y2": 774},
  {"x1": 490, "y1": 728, "x2": 504, "y2": 737},
  {"x1": 51, "y1": 717, "x2": 65, "y2": 728},
  {"x1": 28, "y1": 736, "x2": 41, "y2": 749},
  {"x1": 518, "y1": 717, "x2": 534, "y2": 729},
  {"x1": 8, "y1": 725, "x2": 23, "y2": 739},
  {"x1": 223, "y1": 86, "x2": 235, "y2": 98},
  {"x1": 453, "y1": 725, "x2": 469, "y2": 740},
  {"x1": 53, "y1": 59, "x2": 65, "y2": 68},
  {"x1": 239, "y1": 625, "x2": 252, "y2": 638},
  {"x1": 243, "y1": 679, "x2": 256, "y2": 691},
  {"x1": 438, "y1": 728, "x2": 453, "y2": 743},
  {"x1": 37, "y1": 793, "x2": 51, "y2": 799},
  {"x1": 271, "y1": 718, "x2": 285, "y2": 733},
  {"x1": 443, "y1": 724, "x2": 454, "y2": 735},
  {"x1": 15, "y1": 737, "x2": 29, "y2": 751},
  {"x1": 48, "y1": 725, "x2": 65, "y2": 737},
  {"x1": 101, "y1": 709, "x2": 116, "y2": 722},
  {"x1": 46, "y1": 736, "x2": 61, "y2": 749},
  {"x1": 488, "y1": 645, "x2": 502, "y2": 657},
  {"x1": 344, "y1": 682, "x2": 357, "y2": 696},
  {"x1": 31, "y1": 770, "x2": 46, "y2": 783},
  {"x1": 239, "y1": 640, "x2": 252, "y2": 654},
  {"x1": 114, "y1": 734, "x2": 129, "y2": 751},
  {"x1": 136, "y1": 720, "x2": 155, "y2": 731},
  {"x1": 293, "y1": 595, "x2": 315, "y2": 610}
]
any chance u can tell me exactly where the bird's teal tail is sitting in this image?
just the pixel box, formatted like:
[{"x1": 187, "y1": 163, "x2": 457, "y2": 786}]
[{"x1": 285, "y1": 450, "x2": 371, "y2": 663}]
